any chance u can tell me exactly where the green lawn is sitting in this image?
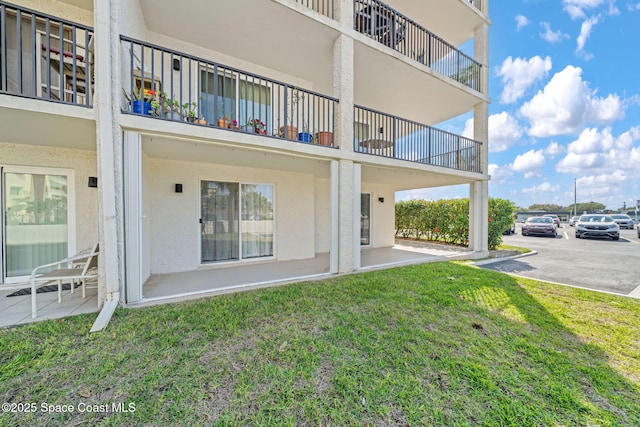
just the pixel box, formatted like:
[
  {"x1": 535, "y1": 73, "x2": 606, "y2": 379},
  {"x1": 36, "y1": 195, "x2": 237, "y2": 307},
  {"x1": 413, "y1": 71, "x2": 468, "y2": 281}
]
[{"x1": 1, "y1": 262, "x2": 638, "y2": 426}]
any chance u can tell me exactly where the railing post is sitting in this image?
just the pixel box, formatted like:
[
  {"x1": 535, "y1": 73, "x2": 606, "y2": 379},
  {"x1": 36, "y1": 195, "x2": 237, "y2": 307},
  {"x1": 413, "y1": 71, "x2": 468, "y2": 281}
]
[{"x1": 213, "y1": 64, "x2": 219, "y2": 123}]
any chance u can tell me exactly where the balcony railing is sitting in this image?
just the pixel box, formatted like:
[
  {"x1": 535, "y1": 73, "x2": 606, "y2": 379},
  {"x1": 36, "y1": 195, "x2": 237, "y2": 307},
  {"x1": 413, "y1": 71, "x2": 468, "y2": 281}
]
[
  {"x1": 120, "y1": 36, "x2": 338, "y2": 148},
  {"x1": 294, "y1": 0, "x2": 335, "y2": 19},
  {"x1": 0, "y1": 1, "x2": 93, "y2": 107},
  {"x1": 353, "y1": 0, "x2": 481, "y2": 92},
  {"x1": 354, "y1": 105, "x2": 482, "y2": 173},
  {"x1": 469, "y1": 0, "x2": 482, "y2": 13}
]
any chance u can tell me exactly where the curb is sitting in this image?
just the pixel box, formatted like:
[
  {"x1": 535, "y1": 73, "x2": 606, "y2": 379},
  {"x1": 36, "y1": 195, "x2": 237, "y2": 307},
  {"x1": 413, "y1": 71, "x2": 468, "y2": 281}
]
[{"x1": 472, "y1": 250, "x2": 538, "y2": 266}]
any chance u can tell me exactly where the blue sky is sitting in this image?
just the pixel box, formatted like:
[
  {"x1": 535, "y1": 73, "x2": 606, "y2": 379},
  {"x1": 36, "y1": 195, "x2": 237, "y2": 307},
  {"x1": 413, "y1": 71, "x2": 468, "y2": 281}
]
[{"x1": 398, "y1": 0, "x2": 640, "y2": 211}]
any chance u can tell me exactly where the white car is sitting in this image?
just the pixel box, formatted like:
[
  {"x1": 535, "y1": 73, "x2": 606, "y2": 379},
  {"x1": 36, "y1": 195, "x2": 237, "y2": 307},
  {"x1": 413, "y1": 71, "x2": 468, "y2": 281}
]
[
  {"x1": 610, "y1": 214, "x2": 635, "y2": 229},
  {"x1": 569, "y1": 216, "x2": 580, "y2": 227},
  {"x1": 575, "y1": 214, "x2": 620, "y2": 240}
]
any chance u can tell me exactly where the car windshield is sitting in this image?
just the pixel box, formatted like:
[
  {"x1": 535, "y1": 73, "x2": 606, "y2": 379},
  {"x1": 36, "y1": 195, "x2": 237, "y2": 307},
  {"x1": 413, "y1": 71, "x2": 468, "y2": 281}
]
[
  {"x1": 580, "y1": 215, "x2": 613, "y2": 223},
  {"x1": 527, "y1": 217, "x2": 552, "y2": 223},
  {"x1": 611, "y1": 215, "x2": 630, "y2": 220}
]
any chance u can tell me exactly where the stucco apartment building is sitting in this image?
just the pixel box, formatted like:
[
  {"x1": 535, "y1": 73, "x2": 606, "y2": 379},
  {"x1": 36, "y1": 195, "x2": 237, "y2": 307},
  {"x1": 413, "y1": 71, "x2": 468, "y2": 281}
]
[{"x1": 0, "y1": 0, "x2": 490, "y2": 319}]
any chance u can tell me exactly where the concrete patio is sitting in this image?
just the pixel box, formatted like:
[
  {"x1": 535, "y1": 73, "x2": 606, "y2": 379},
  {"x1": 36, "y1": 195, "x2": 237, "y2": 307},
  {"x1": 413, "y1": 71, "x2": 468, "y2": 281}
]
[{"x1": 1, "y1": 242, "x2": 473, "y2": 329}]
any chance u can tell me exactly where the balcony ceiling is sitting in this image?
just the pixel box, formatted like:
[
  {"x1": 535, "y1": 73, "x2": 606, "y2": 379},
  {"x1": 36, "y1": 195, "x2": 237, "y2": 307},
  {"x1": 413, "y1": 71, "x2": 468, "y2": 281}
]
[
  {"x1": 389, "y1": 0, "x2": 485, "y2": 46},
  {"x1": 354, "y1": 43, "x2": 483, "y2": 125},
  {"x1": 138, "y1": 0, "x2": 339, "y2": 95},
  {"x1": 60, "y1": 0, "x2": 93, "y2": 11}
]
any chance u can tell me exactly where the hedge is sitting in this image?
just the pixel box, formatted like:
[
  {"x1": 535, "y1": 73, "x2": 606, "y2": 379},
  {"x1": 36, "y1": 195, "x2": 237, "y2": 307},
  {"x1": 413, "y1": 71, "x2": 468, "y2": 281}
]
[{"x1": 395, "y1": 198, "x2": 515, "y2": 250}]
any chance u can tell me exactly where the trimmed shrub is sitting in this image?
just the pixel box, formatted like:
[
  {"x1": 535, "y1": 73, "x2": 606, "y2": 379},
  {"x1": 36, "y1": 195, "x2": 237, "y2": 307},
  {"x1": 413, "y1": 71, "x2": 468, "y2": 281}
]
[{"x1": 395, "y1": 197, "x2": 515, "y2": 250}]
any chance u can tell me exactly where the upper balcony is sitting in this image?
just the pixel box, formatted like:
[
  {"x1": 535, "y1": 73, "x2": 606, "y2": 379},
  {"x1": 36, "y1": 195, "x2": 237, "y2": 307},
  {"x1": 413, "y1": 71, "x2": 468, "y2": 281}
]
[{"x1": 132, "y1": 0, "x2": 487, "y2": 126}]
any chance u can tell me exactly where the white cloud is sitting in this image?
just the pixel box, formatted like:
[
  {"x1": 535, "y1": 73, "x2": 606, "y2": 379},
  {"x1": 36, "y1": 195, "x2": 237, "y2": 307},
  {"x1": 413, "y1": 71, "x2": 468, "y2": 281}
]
[
  {"x1": 515, "y1": 15, "x2": 530, "y2": 31},
  {"x1": 519, "y1": 66, "x2": 625, "y2": 137},
  {"x1": 556, "y1": 126, "x2": 640, "y2": 175},
  {"x1": 488, "y1": 163, "x2": 514, "y2": 185},
  {"x1": 573, "y1": 171, "x2": 630, "y2": 207},
  {"x1": 522, "y1": 181, "x2": 561, "y2": 195},
  {"x1": 497, "y1": 56, "x2": 552, "y2": 104},
  {"x1": 576, "y1": 15, "x2": 600, "y2": 57},
  {"x1": 512, "y1": 149, "x2": 546, "y2": 178},
  {"x1": 462, "y1": 112, "x2": 524, "y2": 153},
  {"x1": 629, "y1": 3, "x2": 640, "y2": 11},
  {"x1": 562, "y1": 0, "x2": 608, "y2": 19},
  {"x1": 544, "y1": 142, "x2": 565, "y2": 158},
  {"x1": 540, "y1": 22, "x2": 570, "y2": 43}
]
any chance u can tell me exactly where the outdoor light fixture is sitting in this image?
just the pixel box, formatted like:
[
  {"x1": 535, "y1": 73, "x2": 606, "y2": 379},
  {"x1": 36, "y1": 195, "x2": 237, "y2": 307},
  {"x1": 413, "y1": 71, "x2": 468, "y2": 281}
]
[
  {"x1": 173, "y1": 58, "x2": 180, "y2": 71},
  {"x1": 378, "y1": 197, "x2": 384, "y2": 203},
  {"x1": 175, "y1": 184, "x2": 183, "y2": 193},
  {"x1": 88, "y1": 177, "x2": 98, "y2": 188}
]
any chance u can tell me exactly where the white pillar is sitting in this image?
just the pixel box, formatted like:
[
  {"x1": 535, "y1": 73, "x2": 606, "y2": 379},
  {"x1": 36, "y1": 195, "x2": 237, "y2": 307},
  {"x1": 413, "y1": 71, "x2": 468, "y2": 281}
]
[
  {"x1": 330, "y1": 160, "x2": 339, "y2": 274},
  {"x1": 94, "y1": 0, "x2": 124, "y2": 304},
  {"x1": 123, "y1": 132, "x2": 142, "y2": 303},
  {"x1": 338, "y1": 160, "x2": 354, "y2": 273},
  {"x1": 469, "y1": 180, "x2": 488, "y2": 253},
  {"x1": 353, "y1": 163, "x2": 361, "y2": 270},
  {"x1": 333, "y1": 34, "x2": 354, "y2": 152}
]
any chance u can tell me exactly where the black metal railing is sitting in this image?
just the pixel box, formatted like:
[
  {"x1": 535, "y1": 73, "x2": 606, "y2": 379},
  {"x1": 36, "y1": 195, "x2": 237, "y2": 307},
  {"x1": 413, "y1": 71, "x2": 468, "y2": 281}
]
[
  {"x1": 354, "y1": 105, "x2": 482, "y2": 173},
  {"x1": 120, "y1": 36, "x2": 338, "y2": 148},
  {"x1": 353, "y1": 0, "x2": 481, "y2": 92},
  {"x1": 0, "y1": 2, "x2": 93, "y2": 106},
  {"x1": 295, "y1": 0, "x2": 335, "y2": 19}
]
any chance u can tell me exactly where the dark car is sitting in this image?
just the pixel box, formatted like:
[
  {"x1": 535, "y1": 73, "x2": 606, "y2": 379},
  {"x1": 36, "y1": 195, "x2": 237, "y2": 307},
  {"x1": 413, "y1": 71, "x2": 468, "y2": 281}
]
[
  {"x1": 610, "y1": 214, "x2": 635, "y2": 229},
  {"x1": 522, "y1": 216, "x2": 557, "y2": 237},
  {"x1": 543, "y1": 214, "x2": 561, "y2": 227},
  {"x1": 575, "y1": 214, "x2": 619, "y2": 240}
]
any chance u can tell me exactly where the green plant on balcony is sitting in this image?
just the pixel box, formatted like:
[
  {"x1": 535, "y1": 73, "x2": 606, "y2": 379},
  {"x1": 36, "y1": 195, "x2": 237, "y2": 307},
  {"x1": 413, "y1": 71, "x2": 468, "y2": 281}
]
[
  {"x1": 280, "y1": 87, "x2": 304, "y2": 139},
  {"x1": 451, "y1": 63, "x2": 478, "y2": 87}
]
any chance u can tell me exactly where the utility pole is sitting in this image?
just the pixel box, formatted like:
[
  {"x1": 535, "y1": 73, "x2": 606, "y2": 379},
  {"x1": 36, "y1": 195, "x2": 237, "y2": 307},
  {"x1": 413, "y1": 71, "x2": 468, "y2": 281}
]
[{"x1": 574, "y1": 178, "x2": 577, "y2": 217}]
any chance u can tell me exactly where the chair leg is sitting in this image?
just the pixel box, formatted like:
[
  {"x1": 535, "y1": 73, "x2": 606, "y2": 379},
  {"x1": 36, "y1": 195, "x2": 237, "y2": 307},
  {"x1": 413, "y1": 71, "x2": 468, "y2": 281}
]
[
  {"x1": 70, "y1": 279, "x2": 75, "y2": 294},
  {"x1": 58, "y1": 280, "x2": 63, "y2": 303},
  {"x1": 82, "y1": 279, "x2": 86, "y2": 298}
]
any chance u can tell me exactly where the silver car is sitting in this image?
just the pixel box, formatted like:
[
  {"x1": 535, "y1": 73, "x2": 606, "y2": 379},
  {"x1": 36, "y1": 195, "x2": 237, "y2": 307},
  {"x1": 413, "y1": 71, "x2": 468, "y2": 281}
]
[
  {"x1": 569, "y1": 216, "x2": 580, "y2": 227},
  {"x1": 610, "y1": 214, "x2": 635, "y2": 229},
  {"x1": 575, "y1": 215, "x2": 620, "y2": 240}
]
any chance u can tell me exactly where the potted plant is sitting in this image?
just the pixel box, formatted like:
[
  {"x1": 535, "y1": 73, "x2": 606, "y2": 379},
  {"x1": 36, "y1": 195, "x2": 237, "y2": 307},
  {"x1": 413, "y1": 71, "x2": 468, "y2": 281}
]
[
  {"x1": 124, "y1": 86, "x2": 155, "y2": 115},
  {"x1": 156, "y1": 92, "x2": 182, "y2": 120},
  {"x1": 231, "y1": 119, "x2": 239, "y2": 130},
  {"x1": 279, "y1": 87, "x2": 303, "y2": 140},
  {"x1": 247, "y1": 118, "x2": 267, "y2": 135},
  {"x1": 315, "y1": 131, "x2": 334, "y2": 146},
  {"x1": 182, "y1": 101, "x2": 198, "y2": 123},
  {"x1": 298, "y1": 121, "x2": 313, "y2": 142},
  {"x1": 217, "y1": 115, "x2": 230, "y2": 128}
]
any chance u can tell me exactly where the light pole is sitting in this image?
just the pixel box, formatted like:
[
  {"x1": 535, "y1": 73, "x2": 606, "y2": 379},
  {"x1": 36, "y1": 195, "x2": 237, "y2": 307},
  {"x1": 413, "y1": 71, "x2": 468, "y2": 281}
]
[{"x1": 574, "y1": 178, "x2": 577, "y2": 217}]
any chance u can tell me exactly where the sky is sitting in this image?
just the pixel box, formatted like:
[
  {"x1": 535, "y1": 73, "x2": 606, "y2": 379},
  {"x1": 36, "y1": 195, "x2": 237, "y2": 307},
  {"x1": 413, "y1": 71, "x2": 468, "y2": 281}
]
[{"x1": 397, "y1": 0, "x2": 640, "y2": 211}]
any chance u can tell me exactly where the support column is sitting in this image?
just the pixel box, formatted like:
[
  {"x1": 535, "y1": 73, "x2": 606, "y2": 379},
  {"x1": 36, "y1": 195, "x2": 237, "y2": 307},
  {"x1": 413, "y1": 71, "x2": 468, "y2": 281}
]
[
  {"x1": 338, "y1": 160, "x2": 355, "y2": 273},
  {"x1": 94, "y1": 0, "x2": 124, "y2": 304},
  {"x1": 469, "y1": 180, "x2": 488, "y2": 253},
  {"x1": 123, "y1": 132, "x2": 142, "y2": 303},
  {"x1": 353, "y1": 163, "x2": 361, "y2": 270},
  {"x1": 329, "y1": 160, "x2": 339, "y2": 274}
]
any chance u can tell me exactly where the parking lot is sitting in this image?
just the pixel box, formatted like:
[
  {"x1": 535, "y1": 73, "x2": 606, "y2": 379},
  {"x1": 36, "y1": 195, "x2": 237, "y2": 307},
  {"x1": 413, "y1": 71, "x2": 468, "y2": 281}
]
[{"x1": 481, "y1": 223, "x2": 640, "y2": 298}]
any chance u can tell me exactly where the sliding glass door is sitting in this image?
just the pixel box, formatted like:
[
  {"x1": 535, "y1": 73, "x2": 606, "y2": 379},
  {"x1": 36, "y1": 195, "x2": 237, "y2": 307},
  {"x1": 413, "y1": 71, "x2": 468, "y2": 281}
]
[
  {"x1": 201, "y1": 181, "x2": 273, "y2": 263},
  {"x1": 2, "y1": 167, "x2": 74, "y2": 283}
]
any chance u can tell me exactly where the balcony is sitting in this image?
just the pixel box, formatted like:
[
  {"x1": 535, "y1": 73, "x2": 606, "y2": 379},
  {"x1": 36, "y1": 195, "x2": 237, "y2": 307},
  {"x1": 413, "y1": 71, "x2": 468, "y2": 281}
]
[
  {"x1": 354, "y1": 105, "x2": 482, "y2": 173},
  {"x1": 121, "y1": 37, "x2": 338, "y2": 148},
  {"x1": 294, "y1": 0, "x2": 335, "y2": 19},
  {"x1": 0, "y1": 2, "x2": 93, "y2": 107},
  {"x1": 353, "y1": 0, "x2": 481, "y2": 93}
]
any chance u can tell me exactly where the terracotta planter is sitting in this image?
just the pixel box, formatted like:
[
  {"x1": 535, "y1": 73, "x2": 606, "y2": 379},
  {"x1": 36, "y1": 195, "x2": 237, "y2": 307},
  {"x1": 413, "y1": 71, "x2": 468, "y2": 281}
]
[
  {"x1": 217, "y1": 119, "x2": 230, "y2": 128},
  {"x1": 316, "y1": 131, "x2": 334, "y2": 146},
  {"x1": 279, "y1": 125, "x2": 298, "y2": 140}
]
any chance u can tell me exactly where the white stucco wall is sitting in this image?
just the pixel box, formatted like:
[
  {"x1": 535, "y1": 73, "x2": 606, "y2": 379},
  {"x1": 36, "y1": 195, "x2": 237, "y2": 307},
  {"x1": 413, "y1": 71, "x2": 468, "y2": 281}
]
[
  {"x1": 314, "y1": 178, "x2": 331, "y2": 253},
  {"x1": 0, "y1": 141, "x2": 98, "y2": 253},
  {"x1": 142, "y1": 155, "x2": 317, "y2": 275},
  {"x1": 362, "y1": 182, "x2": 395, "y2": 248}
]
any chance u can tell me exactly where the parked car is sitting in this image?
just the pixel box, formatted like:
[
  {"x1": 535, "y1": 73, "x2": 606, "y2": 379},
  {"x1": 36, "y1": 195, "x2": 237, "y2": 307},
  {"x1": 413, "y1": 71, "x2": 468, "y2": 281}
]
[
  {"x1": 610, "y1": 214, "x2": 635, "y2": 229},
  {"x1": 503, "y1": 221, "x2": 516, "y2": 235},
  {"x1": 575, "y1": 214, "x2": 619, "y2": 240},
  {"x1": 522, "y1": 216, "x2": 557, "y2": 237},
  {"x1": 569, "y1": 216, "x2": 580, "y2": 227},
  {"x1": 543, "y1": 214, "x2": 561, "y2": 227}
]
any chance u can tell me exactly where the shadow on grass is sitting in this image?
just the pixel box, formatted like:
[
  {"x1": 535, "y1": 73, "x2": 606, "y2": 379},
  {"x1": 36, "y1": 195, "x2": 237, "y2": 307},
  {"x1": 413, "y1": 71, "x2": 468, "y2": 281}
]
[{"x1": 0, "y1": 262, "x2": 638, "y2": 426}]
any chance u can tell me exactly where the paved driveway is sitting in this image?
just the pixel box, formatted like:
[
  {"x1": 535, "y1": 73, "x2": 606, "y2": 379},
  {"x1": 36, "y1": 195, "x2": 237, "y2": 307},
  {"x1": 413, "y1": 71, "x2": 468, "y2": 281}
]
[{"x1": 481, "y1": 223, "x2": 640, "y2": 297}]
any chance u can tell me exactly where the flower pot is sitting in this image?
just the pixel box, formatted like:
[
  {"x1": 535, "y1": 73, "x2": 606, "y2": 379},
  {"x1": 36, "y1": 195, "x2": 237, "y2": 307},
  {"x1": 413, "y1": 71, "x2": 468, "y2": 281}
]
[
  {"x1": 279, "y1": 125, "x2": 297, "y2": 140},
  {"x1": 132, "y1": 100, "x2": 151, "y2": 115},
  {"x1": 217, "y1": 119, "x2": 230, "y2": 128},
  {"x1": 316, "y1": 131, "x2": 334, "y2": 146},
  {"x1": 164, "y1": 111, "x2": 182, "y2": 121},
  {"x1": 197, "y1": 118, "x2": 208, "y2": 125},
  {"x1": 298, "y1": 132, "x2": 312, "y2": 142}
]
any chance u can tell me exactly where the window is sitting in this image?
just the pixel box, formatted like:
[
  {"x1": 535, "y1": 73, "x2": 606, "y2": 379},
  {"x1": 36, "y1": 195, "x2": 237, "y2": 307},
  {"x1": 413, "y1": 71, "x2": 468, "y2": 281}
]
[
  {"x1": 200, "y1": 70, "x2": 271, "y2": 130},
  {"x1": 200, "y1": 181, "x2": 274, "y2": 263}
]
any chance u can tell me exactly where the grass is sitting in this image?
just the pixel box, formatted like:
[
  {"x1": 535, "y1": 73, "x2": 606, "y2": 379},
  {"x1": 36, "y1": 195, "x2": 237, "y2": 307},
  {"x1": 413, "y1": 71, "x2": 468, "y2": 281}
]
[
  {"x1": 1, "y1": 262, "x2": 638, "y2": 426},
  {"x1": 497, "y1": 243, "x2": 532, "y2": 253}
]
